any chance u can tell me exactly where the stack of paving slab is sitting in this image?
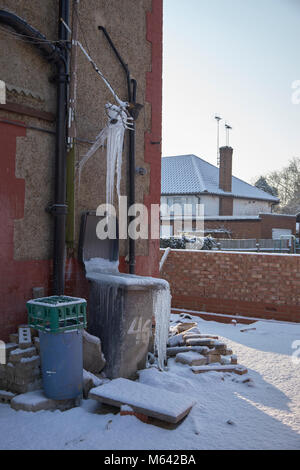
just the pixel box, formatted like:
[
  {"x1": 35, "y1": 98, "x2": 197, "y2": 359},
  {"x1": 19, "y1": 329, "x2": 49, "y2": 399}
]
[
  {"x1": 167, "y1": 321, "x2": 247, "y2": 375},
  {"x1": 0, "y1": 326, "x2": 41, "y2": 401}
]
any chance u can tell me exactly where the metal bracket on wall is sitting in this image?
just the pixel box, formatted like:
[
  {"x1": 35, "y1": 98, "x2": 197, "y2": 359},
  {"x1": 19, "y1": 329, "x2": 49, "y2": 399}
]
[
  {"x1": 135, "y1": 167, "x2": 147, "y2": 176},
  {"x1": 45, "y1": 203, "x2": 68, "y2": 216}
]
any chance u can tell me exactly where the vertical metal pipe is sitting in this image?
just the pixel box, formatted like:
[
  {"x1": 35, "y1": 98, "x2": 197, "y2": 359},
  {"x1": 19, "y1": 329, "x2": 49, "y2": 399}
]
[{"x1": 53, "y1": 0, "x2": 69, "y2": 295}]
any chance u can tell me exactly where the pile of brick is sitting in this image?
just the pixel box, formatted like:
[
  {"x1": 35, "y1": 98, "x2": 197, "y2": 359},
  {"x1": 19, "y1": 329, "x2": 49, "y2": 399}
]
[
  {"x1": 167, "y1": 321, "x2": 247, "y2": 375},
  {"x1": 0, "y1": 326, "x2": 42, "y2": 398}
]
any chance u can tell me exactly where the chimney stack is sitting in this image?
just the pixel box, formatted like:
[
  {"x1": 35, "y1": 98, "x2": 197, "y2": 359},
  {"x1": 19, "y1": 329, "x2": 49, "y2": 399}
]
[{"x1": 219, "y1": 146, "x2": 233, "y2": 192}]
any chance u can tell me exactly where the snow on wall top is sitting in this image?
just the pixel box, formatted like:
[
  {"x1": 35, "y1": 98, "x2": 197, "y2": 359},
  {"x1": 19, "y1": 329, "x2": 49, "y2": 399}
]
[{"x1": 161, "y1": 155, "x2": 279, "y2": 202}]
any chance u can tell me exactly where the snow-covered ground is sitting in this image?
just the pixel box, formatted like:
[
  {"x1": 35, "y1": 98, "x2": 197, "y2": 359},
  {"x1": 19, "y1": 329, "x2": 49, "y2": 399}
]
[{"x1": 0, "y1": 314, "x2": 300, "y2": 450}]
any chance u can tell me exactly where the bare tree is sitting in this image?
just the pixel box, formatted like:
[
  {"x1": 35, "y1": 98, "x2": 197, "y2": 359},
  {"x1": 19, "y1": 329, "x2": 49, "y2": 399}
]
[{"x1": 259, "y1": 157, "x2": 300, "y2": 213}]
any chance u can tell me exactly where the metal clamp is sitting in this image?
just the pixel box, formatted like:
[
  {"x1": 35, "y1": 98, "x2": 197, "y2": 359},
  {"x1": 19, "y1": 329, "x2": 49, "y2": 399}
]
[{"x1": 45, "y1": 203, "x2": 68, "y2": 215}]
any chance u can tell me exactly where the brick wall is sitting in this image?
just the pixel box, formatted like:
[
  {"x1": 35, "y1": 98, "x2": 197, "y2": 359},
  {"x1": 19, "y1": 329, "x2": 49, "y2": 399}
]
[
  {"x1": 260, "y1": 213, "x2": 296, "y2": 238},
  {"x1": 219, "y1": 197, "x2": 233, "y2": 216},
  {"x1": 160, "y1": 249, "x2": 300, "y2": 322},
  {"x1": 204, "y1": 213, "x2": 296, "y2": 239},
  {"x1": 205, "y1": 219, "x2": 261, "y2": 239}
]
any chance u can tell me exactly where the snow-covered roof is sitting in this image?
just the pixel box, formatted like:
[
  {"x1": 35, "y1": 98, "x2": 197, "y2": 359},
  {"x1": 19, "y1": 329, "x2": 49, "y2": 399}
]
[{"x1": 161, "y1": 155, "x2": 279, "y2": 203}]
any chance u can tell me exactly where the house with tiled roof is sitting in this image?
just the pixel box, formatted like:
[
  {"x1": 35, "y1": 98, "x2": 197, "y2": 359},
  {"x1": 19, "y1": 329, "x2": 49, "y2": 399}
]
[{"x1": 160, "y1": 147, "x2": 296, "y2": 239}]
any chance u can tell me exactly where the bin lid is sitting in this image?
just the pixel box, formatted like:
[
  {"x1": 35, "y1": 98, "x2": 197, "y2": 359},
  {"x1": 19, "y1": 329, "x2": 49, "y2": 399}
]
[{"x1": 78, "y1": 211, "x2": 119, "y2": 264}]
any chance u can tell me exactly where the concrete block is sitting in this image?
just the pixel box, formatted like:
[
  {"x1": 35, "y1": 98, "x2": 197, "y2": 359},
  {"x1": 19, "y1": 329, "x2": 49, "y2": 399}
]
[
  {"x1": 10, "y1": 379, "x2": 43, "y2": 395},
  {"x1": 0, "y1": 364, "x2": 7, "y2": 378},
  {"x1": 181, "y1": 327, "x2": 201, "y2": 336},
  {"x1": 33, "y1": 337, "x2": 40, "y2": 352},
  {"x1": 224, "y1": 349, "x2": 233, "y2": 356},
  {"x1": 18, "y1": 327, "x2": 32, "y2": 349},
  {"x1": 183, "y1": 334, "x2": 218, "y2": 341},
  {"x1": 19, "y1": 355, "x2": 40, "y2": 369},
  {"x1": 5, "y1": 343, "x2": 18, "y2": 362},
  {"x1": 0, "y1": 390, "x2": 17, "y2": 404},
  {"x1": 206, "y1": 354, "x2": 222, "y2": 364},
  {"x1": 231, "y1": 355, "x2": 238, "y2": 365},
  {"x1": 14, "y1": 368, "x2": 41, "y2": 384},
  {"x1": 9, "y1": 346, "x2": 37, "y2": 364},
  {"x1": 175, "y1": 322, "x2": 198, "y2": 334},
  {"x1": 9, "y1": 334, "x2": 18, "y2": 344},
  {"x1": 0, "y1": 378, "x2": 8, "y2": 390},
  {"x1": 175, "y1": 352, "x2": 207, "y2": 366},
  {"x1": 167, "y1": 345, "x2": 210, "y2": 357},
  {"x1": 192, "y1": 365, "x2": 248, "y2": 375},
  {"x1": 167, "y1": 334, "x2": 184, "y2": 348},
  {"x1": 82, "y1": 330, "x2": 106, "y2": 374},
  {"x1": 214, "y1": 341, "x2": 227, "y2": 350},
  {"x1": 82, "y1": 369, "x2": 103, "y2": 399},
  {"x1": 220, "y1": 355, "x2": 232, "y2": 365},
  {"x1": 185, "y1": 338, "x2": 215, "y2": 347}
]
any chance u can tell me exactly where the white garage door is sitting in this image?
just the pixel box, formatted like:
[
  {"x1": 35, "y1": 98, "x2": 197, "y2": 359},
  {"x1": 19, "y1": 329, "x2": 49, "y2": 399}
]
[{"x1": 272, "y1": 228, "x2": 292, "y2": 240}]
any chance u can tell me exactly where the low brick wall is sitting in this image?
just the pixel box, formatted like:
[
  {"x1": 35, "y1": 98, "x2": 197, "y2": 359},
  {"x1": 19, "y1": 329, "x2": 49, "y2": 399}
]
[{"x1": 160, "y1": 249, "x2": 300, "y2": 322}]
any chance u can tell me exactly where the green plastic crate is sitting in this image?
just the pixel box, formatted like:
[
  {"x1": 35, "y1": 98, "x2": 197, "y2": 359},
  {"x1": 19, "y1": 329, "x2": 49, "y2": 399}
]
[{"x1": 27, "y1": 296, "x2": 87, "y2": 333}]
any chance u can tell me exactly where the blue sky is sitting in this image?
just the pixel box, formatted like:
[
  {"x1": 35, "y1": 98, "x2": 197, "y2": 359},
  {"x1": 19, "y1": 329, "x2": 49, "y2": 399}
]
[{"x1": 162, "y1": 0, "x2": 300, "y2": 183}]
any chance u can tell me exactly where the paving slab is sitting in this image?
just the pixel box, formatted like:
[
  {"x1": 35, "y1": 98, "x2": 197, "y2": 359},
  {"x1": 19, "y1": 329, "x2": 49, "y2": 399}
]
[
  {"x1": 185, "y1": 338, "x2": 215, "y2": 347},
  {"x1": 175, "y1": 352, "x2": 207, "y2": 366},
  {"x1": 89, "y1": 378, "x2": 196, "y2": 424},
  {"x1": 0, "y1": 390, "x2": 17, "y2": 404},
  {"x1": 167, "y1": 345, "x2": 210, "y2": 357},
  {"x1": 10, "y1": 390, "x2": 77, "y2": 412},
  {"x1": 9, "y1": 346, "x2": 37, "y2": 363},
  {"x1": 191, "y1": 365, "x2": 248, "y2": 375},
  {"x1": 175, "y1": 323, "x2": 198, "y2": 333},
  {"x1": 183, "y1": 334, "x2": 219, "y2": 341}
]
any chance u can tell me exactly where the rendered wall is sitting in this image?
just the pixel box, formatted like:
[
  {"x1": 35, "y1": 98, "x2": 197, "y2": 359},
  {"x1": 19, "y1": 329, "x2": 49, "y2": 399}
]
[
  {"x1": 160, "y1": 249, "x2": 300, "y2": 322},
  {"x1": 233, "y1": 198, "x2": 272, "y2": 216}
]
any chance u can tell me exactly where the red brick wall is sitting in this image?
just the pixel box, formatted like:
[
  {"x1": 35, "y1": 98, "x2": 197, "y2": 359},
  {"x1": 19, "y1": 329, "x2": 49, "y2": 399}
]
[
  {"x1": 219, "y1": 197, "x2": 233, "y2": 216},
  {"x1": 0, "y1": 122, "x2": 52, "y2": 342},
  {"x1": 161, "y1": 249, "x2": 300, "y2": 322},
  {"x1": 205, "y1": 219, "x2": 261, "y2": 239},
  {"x1": 204, "y1": 214, "x2": 296, "y2": 240},
  {"x1": 260, "y1": 214, "x2": 296, "y2": 239}
]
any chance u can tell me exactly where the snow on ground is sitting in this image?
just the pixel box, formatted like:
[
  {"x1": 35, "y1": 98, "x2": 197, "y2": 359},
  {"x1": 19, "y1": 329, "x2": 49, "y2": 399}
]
[{"x1": 0, "y1": 315, "x2": 300, "y2": 450}]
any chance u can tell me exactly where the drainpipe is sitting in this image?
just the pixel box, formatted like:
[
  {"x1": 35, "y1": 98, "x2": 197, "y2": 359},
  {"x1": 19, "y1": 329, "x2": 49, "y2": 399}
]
[
  {"x1": 52, "y1": 0, "x2": 69, "y2": 295},
  {"x1": 0, "y1": 7, "x2": 69, "y2": 295},
  {"x1": 128, "y1": 78, "x2": 137, "y2": 274}
]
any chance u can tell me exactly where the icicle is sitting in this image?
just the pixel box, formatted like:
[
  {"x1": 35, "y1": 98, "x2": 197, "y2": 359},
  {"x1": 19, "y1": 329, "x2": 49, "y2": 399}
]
[
  {"x1": 153, "y1": 286, "x2": 171, "y2": 371},
  {"x1": 77, "y1": 103, "x2": 128, "y2": 205},
  {"x1": 77, "y1": 126, "x2": 108, "y2": 187}
]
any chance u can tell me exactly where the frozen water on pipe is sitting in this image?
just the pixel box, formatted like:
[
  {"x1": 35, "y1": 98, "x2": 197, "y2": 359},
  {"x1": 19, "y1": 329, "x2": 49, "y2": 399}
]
[{"x1": 77, "y1": 103, "x2": 127, "y2": 205}]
